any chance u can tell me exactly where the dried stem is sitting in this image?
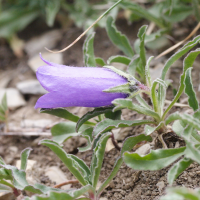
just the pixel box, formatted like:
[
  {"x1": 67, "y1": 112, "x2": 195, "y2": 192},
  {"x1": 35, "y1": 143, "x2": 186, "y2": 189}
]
[
  {"x1": 158, "y1": 133, "x2": 168, "y2": 149},
  {"x1": 53, "y1": 180, "x2": 79, "y2": 188},
  {"x1": 45, "y1": 0, "x2": 123, "y2": 53},
  {"x1": 156, "y1": 22, "x2": 200, "y2": 59}
]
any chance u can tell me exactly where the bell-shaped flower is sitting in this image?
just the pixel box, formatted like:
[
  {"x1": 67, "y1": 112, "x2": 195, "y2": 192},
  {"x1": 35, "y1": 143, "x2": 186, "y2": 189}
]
[{"x1": 35, "y1": 56, "x2": 134, "y2": 109}]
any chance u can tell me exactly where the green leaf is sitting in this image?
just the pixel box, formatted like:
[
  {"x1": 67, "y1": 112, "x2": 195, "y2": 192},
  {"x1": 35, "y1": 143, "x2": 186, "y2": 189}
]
[
  {"x1": 69, "y1": 185, "x2": 95, "y2": 199},
  {"x1": 45, "y1": 0, "x2": 60, "y2": 27},
  {"x1": 20, "y1": 148, "x2": 32, "y2": 171},
  {"x1": 51, "y1": 122, "x2": 89, "y2": 144},
  {"x1": 91, "y1": 132, "x2": 111, "y2": 188},
  {"x1": 104, "y1": 110, "x2": 121, "y2": 120},
  {"x1": 163, "y1": 49, "x2": 200, "y2": 119},
  {"x1": 40, "y1": 139, "x2": 89, "y2": 186},
  {"x1": 83, "y1": 32, "x2": 96, "y2": 67},
  {"x1": 0, "y1": 8, "x2": 39, "y2": 38},
  {"x1": 127, "y1": 55, "x2": 140, "y2": 77},
  {"x1": 106, "y1": 16, "x2": 134, "y2": 57},
  {"x1": 123, "y1": 147, "x2": 186, "y2": 170},
  {"x1": 97, "y1": 134, "x2": 152, "y2": 195},
  {"x1": 135, "y1": 95, "x2": 152, "y2": 110},
  {"x1": 121, "y1": 134, "x2": 152, "y2": 155},
  {"x1": 151, "y1": 78, "x2": 167, "y2": 114},
  {"x1": 166, "y1": 112, "x2": 200, "y2": 131},
  {"x1": 185, "y1": 142, "x2": 200, "y2": 164},
  {"x1": 168, "y1": 157, "x2": 193, "y2": 185},
  {"x1": 161, "y1": 36, "x2": 200, "y2": 80},
  {"x1": 103, "y1": 83, "x2": 131, "y2": 94},
  {"x1": 107, "y1": 55, "x2": 131, "y2": 65},
  {"x1": 95, "y1": 57, "x2": 106, "y2": 66},
  {"x1": 145, "y1": 56, "x2": 153, "y2": 88},
  {"x1": 184, "y1": 67, "x2": 199, "y2": 111},
  {"x1": 137, "y1": 25, "x2": 147, "y2": 67},
  {"x1": 93, "y1": 118, "x2": 155, "y2": 137},
  {"x1": 1, "y1": 93, "x2": 7, "y2": 113},
  {"x1": 78, "y1": 127, "x2": 93, "y2": 152},
  {"x1": 0, "y1": 156, "x2": 6, "y2": 165},
  {"x1": 192, "y1": 0, "x2": 200, "y2": 21},
  {"x1": 161, "y1": 187, "x2": 200, "y2": 200},
  {"x1": 163, "y1": 4, "x2": 193, "y2": 23},
  {"x1": 112, "y1": 98, "x2": 160, "y2": 121},
  {"x1": 0, "y1": 183, "x2": 12, "y2": 193},
  {"x1": 144, "y1": 121, "x2": 165, "y2": 135},
  {"x1": 76, "y1": 106, "x2": 114, "y2": 132},
  {"x1": 120, "y1": 1, "x2": 165, "y2": 28},
  {"x1": 40, "y1": 108, "x2": 94, "y2": 126}
]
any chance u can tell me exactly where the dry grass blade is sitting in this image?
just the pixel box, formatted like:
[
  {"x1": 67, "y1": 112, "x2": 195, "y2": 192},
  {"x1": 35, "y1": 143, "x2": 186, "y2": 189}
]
[
  {"x1": 45, "y1": 0, "x2": 122, "y2": 54},
  {"x1": 156, "y1": 22, "x2": 200, "y2": 59},
  {"x1": 54, "y1": 180, "x2": 79, "y2": 188}
]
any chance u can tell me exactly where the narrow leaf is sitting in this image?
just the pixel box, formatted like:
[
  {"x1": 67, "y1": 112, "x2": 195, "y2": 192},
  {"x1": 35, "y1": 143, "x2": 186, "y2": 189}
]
[
  {"x1": 83, "y1": 32, "x2": 96, "y2": 67},
  {"x1": 123, "y1": 147, "x2": 186, "y2": 170},
  {"x1": 95, "y1": 57, "x2": 106, "y2": 66},
  {"x1": 168, "y1": 157, "x2": 193, "y2": 185},
  {"x1": 40, "y1": 139, "x2": 89, "y2": 186},
  {"x1": 20, "y1": 148, "x2": 32, "y2": 171},
  {"x1": 40, "y1": 108, "x2": 94, "y2": 126},
  {"x1": 112, "y1": 98, "x2": 160, "y2": 121},
  {"x1": 93, "y1": 118, "x2": 155, "y2": 137},
  {"x1": 76, "y1": 106, "x2": 114, "y2": 132},
  {"x1": 144, "y1": 121, "x2": 165, "y2": 135},
  {"x1": 51, "y1": 122, "x2": 89, "y2": 144},
  {"x1": 145, "y1": 56, "x2": 153, "y2": 88},
  {"x1": 184, "y1": 67, "x2": 199, "y2": 111},
  {"x1": 161, "y1": 35, "x2": 200, "y2": 80},
  {"x1": 106, "y1": 16, "x2": 134, "y2": 57},
  {"x1": 91, "y1": 133, "x2": 111, "y2": 188},
  {"x1": 78, "y1": 127, "x2": 93, "y2": 152},
  {"x1": 107, "y1": 55, "x2": 131, "y2": 65}
]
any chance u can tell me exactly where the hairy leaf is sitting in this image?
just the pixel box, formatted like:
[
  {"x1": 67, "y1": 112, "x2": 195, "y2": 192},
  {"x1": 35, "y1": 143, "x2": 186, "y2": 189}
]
[
  {"x1": 83, "y1": 32, "x2": 96, "y2": 67},
  {"x1": 107, "y1": 55, "x2": 131, "y2": 65},
  {"x1": 168, "y1": 157, "x2": 193, "y2": 185},
  {"x1": 97, "y1": 134, "x2": 152, "y2": 195},
  {"x1": 40, "y1": 108, "x2": 94, "y2": 126},
  {"x1": 124, "y1": 147, "x2": 185, "y2": 170},
  {"x1": 95, "y1": 57, "x2": 106, "y2": 66},
  {"x1": 106, "y1": 16, "x2": 134, "y2": 57},
  {"x1": 90, "y1": 133, "x2": 111, "y2": 188},
  {"x1": 40, "y1": 139, "x2": 90, "y2": 186},
  {"x1": 76, "y1": 106, "x2": 114, "y2": 132},
  {"x1": 51, "y1": 122, "x2": 88, "y2": 144},
  {"x1": 112, "y1": 98, "x2": 160, "y2": 121},
  {"x1": 184, "y1": 67, "x2": 199, "y2": 111},
  {"x1": 20, "y1": 148, "x2": 32, "y2": 171},
  {"x1": 93, "y1": 118, "x2": 155, "y2": 137}
]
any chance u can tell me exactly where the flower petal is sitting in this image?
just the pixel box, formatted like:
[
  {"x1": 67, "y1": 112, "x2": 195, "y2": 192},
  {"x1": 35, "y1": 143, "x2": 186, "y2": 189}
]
[
  {"x1": 35, "y1": 91, "x2": 127, "y2": 109},
  {"x1": 36, "y1": 65, "x2": 128, "y2": 93}
]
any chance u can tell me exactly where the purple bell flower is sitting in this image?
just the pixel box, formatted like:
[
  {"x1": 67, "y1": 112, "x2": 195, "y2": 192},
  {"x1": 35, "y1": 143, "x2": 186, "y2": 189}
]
[{"x1": 35, "y1": 56, "x2": 129, "y2": 109}]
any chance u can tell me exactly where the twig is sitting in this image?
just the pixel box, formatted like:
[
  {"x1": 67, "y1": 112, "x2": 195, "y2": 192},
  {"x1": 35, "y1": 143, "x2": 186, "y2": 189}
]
[
  {"x1": 45, "y1": 0, "x2": 123, "y2": 54},
  {"x1": 54, "y1": 180, "x2": 79, "y2": 188},
  {"x1": 165, "y1": 100, "x2": 189, "y2": 108},
  {"x1": 156, "y1": 22, "x2": 200, "y2": 59},
  {"x1": 111, "y1": 132, "x2": 121, "y2": 151},
  {"x1": 0, "y1": 132, "x2": 51, "y2": 136}
]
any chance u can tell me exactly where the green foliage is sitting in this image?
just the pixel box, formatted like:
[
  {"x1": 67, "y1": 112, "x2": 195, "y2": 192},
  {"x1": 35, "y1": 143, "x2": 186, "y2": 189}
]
[
  {"x1": 0, "y1": 93, "x2": 8, "y2": 122},
  {"x1": 83, "y1": 32, "x2": 96, "y2": 67}
]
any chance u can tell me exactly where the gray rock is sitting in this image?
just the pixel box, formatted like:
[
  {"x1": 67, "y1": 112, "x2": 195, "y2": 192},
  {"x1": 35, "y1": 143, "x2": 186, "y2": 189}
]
[
  {"x1": 135, "y1": 143, "x2": 151, "y2": 155},
  {"x1": 28, "y1": 52, "x2": 63, "y2": 72},
  {"x1": 17, "y1": 79, "x2": 47, "y2": 95},
  {"x1": 0, "y1": 88, "x2": 26, "y2": 110},
  {"x1": 24, "y1": 30, "x2": 62, "y2": 57}
]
